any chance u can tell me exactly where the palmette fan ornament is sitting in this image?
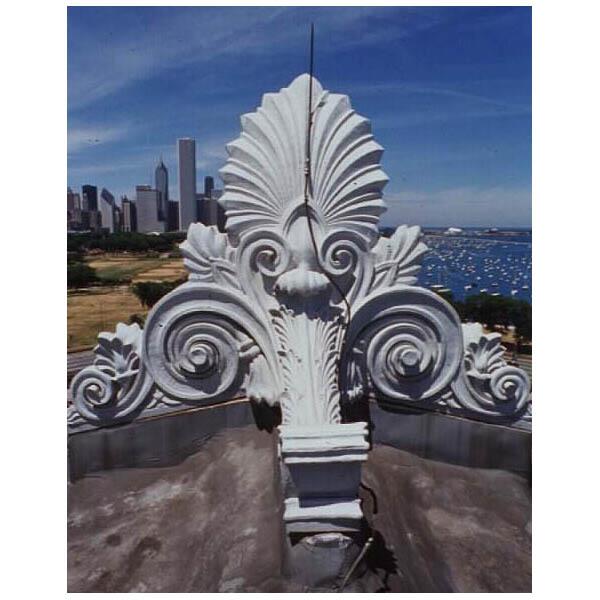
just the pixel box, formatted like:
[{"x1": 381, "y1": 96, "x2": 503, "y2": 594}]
[{"x1": 220, "y1": 74, "x2": 388, "y2": 242}]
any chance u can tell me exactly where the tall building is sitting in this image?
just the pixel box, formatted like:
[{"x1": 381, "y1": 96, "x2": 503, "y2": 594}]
[
  {"x1": 178, "y1": 138, "x2": 196, "y2": 231},
  {"x1": 199, "y1": 176, "x2": 226, "y2": 231},
  {"x1": 196, "y1": 192, "x2": 205, "y2": 226},
  {"x1": 80, "y1": 211, "x2": 90, "y2": 230},
  {"x1": 100, "y1": 188, "x2": 116, "y2": 233},
  {"x1": 135, "y1": 185, "x2": 164, "y2": 233},
  {"x1": 67, "y1": 187, "x2": 76, "y2": 212},
  {"x1": 121, "y1": 196, "x2": 137, "y2": 232},
  {"x1": 69, "y1": 208, "x2": 83, "y2": 230},
  {"x1": 113, "y1": 205, "x2": 122, "y2": 233},
  {"x1": 67, "y1": 187, "x2": 77, "y2": 229},
  {"x1": 88, "y1": 210, "x2": 103, "y2": 232},
  {"x1": 82, "y1": 185, "x2": 98, "y2": 211},
  {"x1": 155, "y1": 158, "x2": 169, "y2": 222},
  {"x1": 167, "y1": 200, "x2": 179, "y2": 232},
  {"x1": 200, "y1": 176, "x2": 217, "y2": 227},
  {"x1": 204, "y1": 176, "x2": 214, "y2": 199}
]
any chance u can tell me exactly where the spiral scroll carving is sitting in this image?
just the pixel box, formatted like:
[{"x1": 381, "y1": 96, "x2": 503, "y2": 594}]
[
  {"x1": 142, "y1": 282, "x2": 280, "y2": 404},
  {"x1": 242, "y1": 232, "x2": 291, "y2": 280},
  {"x1": 367, "y1": 318, "x2": 438, "y2": 399},
  {"x1": 145, "y1": 313, "x2": 242, "y2": 402},
  {"x1": 342, "y1": 287, "x2": 463, "y2": 402},
  {"x1": 446, "y1": 323, "x2": 531, "y2": 420},
  {"x1": 319, "y1": 229, "x2": 373, "y2": 302},
  {"x1": 490, "y1": 366, "x2": 530, "y2": 409},
  {"x1": 450, "y1": 365, "x2": 531, "y2": 420},
  {"x1": 164, "y1": 317, "x2": 239, "y2": 393},
  {"x1": 71, "y1": 368, "x2": 115, "y2": 417}
]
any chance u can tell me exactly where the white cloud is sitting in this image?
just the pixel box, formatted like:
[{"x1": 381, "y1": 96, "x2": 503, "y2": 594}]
[
  {"x1": 347, "y1": 81, "x2": 527, "y2": 110},
  {"x1": 68, "y1": 7, "x2": 443, "y2": 110},
  {"x1": 381, "y1": 186, "x2": 531, "y2": 228}
]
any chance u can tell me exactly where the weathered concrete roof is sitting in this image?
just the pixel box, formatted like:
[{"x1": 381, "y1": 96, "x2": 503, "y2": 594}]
[{"x1": 68, "y1": 425, "x2": 530, "y2": 592}]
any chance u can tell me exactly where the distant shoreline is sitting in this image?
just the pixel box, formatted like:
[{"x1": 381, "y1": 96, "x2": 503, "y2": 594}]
[
  {"x1": 423, "y1": 230, "x2": 531, "y2": 239},
  {"x1": 378, "y1": 226, "x2": 532, "y2": 240}
]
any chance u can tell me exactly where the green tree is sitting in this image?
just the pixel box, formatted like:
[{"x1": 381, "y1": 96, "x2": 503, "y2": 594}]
[
  {"x1": 131, "y1": 280, "x2": 184, "y2": 309},
  {"x1": 67, "y1": 262, "x2": 98, "y2": 288},
  {"x1": 451, "y1": 292, "x2": 531, "y2": 343}
]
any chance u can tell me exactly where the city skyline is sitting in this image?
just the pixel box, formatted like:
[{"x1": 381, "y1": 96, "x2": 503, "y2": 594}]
[
  {"x1": 67, "y1": 146, "x2": 226, "y2": 233},
  {"x1": 68, "y1": 6, "x2": 531, "y2": 228}
]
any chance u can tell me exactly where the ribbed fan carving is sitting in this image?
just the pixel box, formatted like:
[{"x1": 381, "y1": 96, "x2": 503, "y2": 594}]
[{"x1": 219, "y1": 74, "x2": 388, "y2": 244}]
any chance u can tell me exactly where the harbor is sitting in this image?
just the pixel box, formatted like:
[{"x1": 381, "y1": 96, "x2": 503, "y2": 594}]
[{"x1": 414, "y1": 228, "x2": 532, "y2": 302}]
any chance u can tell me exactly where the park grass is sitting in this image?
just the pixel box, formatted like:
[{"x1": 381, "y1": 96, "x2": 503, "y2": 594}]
[
  {"x1": 68, "y1": 253, "x2": 187, "y2": 349},
  {"x1": 133, "y1": 260, "x2": 186, "y2": 282},
  {"x1": 68, "y1": 286, "x2": 148, "y2": 349},
  {"x1": 86, "y1": 256, "x2": 175, "y2": 282}
]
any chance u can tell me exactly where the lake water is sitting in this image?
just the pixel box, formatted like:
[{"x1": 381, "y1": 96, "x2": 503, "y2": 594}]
[{"x1": 413, "y1": 228, "x2": 532, "y2": 303}]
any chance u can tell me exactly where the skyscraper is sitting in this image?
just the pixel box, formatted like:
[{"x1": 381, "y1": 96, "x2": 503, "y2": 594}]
[
  {"x1": 113, "y1": 205, "x2": 122, "y2": 233},
  {"x1": 88, "y1": 210, "x2": 103, "y2": 232},
  {"x1": 80, "y1": 211, "x2": 90, "y2": 230},
  {"x1": 67, "y1": 187, "x2": 76, "y2": 212},
  {"x1": 100, "y1": 188, "x2": 116, "y2": 233},
  {"x1": 121, "y1": 196, "x2": 137, "y2": 232},
  {"x1": 155, "y1": 158, "x2": 169, "y2": 222},
  {"x1": 201, "y1": 176, "x2": 217, "y2": 227},
  {"x1": 135, "y1": 185, "x2": 164, "y2": 233},
  {"x1": 167, "y1": 201, "x2": 179, "y2": 232},
  {"x1": 204, "y1": 176, "x2": 214, "y2": 199},
  {"x1": 82, "y1": 185, "x2": 98, "y2": 211},
  {"x1": 199, "y1": 176, "x2": 226, "y2": 231},
  {"x1": 178, "y1": 138, "x2": 196, "y2": 231},
  {"x1": 67, "y1": 187, "x2": 78, "y2": 230}
]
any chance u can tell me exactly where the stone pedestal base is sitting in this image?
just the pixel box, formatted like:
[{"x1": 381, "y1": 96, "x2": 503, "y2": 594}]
[
  {"x1": 283, "y1": 531, "x2": 363, "y2": 589},
  {"x1": 278, "y1": 422, "x2": 369, "y2": 534}
]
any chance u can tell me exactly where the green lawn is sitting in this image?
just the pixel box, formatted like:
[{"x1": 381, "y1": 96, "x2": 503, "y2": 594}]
[{"x1": 87, "y1": 257, "x2": 166, "y2": 281}]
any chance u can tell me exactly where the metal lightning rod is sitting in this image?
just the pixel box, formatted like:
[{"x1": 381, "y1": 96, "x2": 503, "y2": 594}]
[{"x1": 303, "y1": 23, "x2": 353, "y2": 324}]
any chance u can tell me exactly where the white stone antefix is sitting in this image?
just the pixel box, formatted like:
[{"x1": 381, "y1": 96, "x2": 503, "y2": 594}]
[{"x1": 69, "y1": 74, "x2": 532, "y2": 533}]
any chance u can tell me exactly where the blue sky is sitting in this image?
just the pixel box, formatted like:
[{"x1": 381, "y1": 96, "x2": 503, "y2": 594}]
[{"x1": 68, "y1": 6, "x2": 531, "y2": 228}]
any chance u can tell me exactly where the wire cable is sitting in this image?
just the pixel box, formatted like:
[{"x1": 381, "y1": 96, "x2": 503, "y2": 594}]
[{"x1": 303, "y1": 24, "x2": 353, "y2": 393}]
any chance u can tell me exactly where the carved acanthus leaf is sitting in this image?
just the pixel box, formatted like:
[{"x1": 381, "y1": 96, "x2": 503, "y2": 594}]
[
  {"x1": 462, "y1": 323, "x2": 505, "y2": 375},
  {"x1": 370, "y1": 225, "x2": 428, "y2": 291},
  {"x1": 466, "y1": 336, "x2": 505, "y2": 376},
  {"x1": 272, "y1": 306, "x2": 342, "y2": 425},
  {"x1": 180, "y1": 223, "x2": 240, "y2": 289},
  {"x1": 245, "y1": 354, "x2": 282, "y2": 406},
  {"x1": 70, "y1": 322, "x2": 152, "y2": 425},
  {"x1": 94, "y1": 322, "x2": 141, "y2": 380}
]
